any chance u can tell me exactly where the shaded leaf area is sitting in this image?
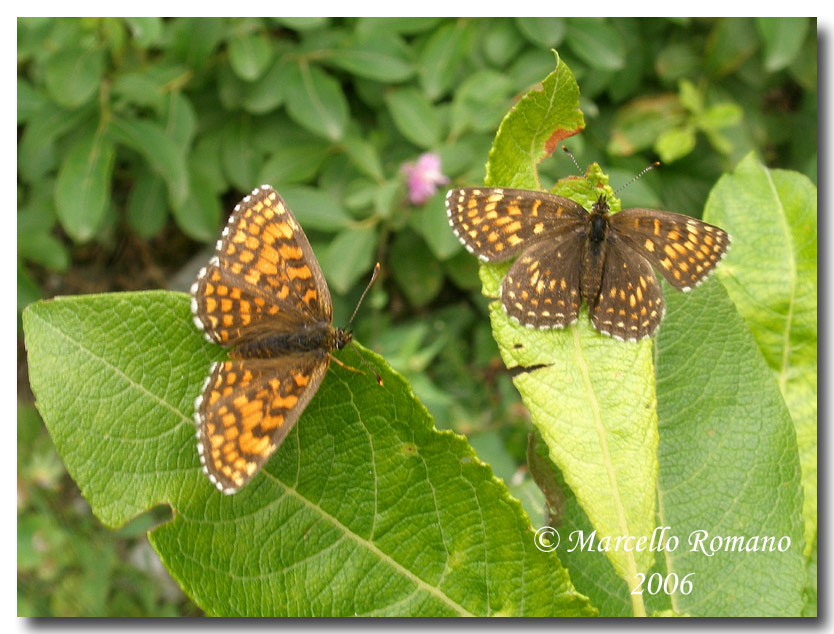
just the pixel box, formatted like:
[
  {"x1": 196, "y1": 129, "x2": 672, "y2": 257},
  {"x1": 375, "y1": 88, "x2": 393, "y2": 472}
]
[
  {"x1": 705, "y1": 154, "x2": 817, "y2": 559},
  {"x1": 23, "y1": 291, "x2": 594, "y2": 617},
  {"x1": 526, "y1": 279, "x2": 806, "y2": 617}
]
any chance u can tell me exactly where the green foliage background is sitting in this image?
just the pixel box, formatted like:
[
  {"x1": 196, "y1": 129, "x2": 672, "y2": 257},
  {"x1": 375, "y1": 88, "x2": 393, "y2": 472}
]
[{"x1": 18, "y1": 17, "x2": 815, "y2": 616}]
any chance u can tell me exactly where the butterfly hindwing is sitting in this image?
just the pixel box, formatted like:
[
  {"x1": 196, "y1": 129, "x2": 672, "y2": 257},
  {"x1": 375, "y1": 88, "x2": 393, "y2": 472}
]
[
  {"x1": 610, "y1": 208, "x2": 731, "y2": 291},
  {"x1": 446, "y1": 188, "x2": 587, "y2": 262},
  {"x1": 501, "y1": 234, "x2": 584, "y2": 329},
  {"x1": 589, "y1": 240, "x2": 665, "y2": 342},
  {"x1": 195, "y1": 353, "x2": 330, "y2": 494}
]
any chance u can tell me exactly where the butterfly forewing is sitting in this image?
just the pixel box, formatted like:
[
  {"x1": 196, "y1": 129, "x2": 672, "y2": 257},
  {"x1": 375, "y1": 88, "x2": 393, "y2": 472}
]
[
  {"x1": 589, "y1": 241, "x2": 665, "y2": 341},
  {"x1": 610, "y1": 209, "x2": 731, "y2": 291},
  {"x1": 195, "y1": 355, "x2": 330, "y2": 494},
  {"x1": 446, "y1": 188, "x2": 587, "y2": 262},
  {"x1": 191, "y1": 185, "x2": 332, "y2": 347},
  {"x1": 501, "y1": 234, "x2": 584, "y2": 329}
]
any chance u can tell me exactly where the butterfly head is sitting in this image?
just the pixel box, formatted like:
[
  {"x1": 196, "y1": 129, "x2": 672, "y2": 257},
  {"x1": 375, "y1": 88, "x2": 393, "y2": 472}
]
[
  {"x1": 333, "y1": 327, "x2": 353, "y2": 351},
  {"x1": 591, "y1": 194, "x2": 611, "y2": 216}
]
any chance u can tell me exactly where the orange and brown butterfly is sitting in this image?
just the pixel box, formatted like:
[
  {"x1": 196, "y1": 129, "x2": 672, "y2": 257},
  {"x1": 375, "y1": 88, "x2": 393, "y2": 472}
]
[
  {"x1": 190, "y1": 185, "x2": 376, "y2": 494},
  {"x1": 445, "y1": 186, "x2": 731, "y2": 341}
]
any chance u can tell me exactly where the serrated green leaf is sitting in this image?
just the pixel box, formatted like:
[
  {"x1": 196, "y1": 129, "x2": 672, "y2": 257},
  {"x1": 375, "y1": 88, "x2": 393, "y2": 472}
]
[
  {"x1": 228, "y1": 32, "x2": 273, "y2": 81},
  {"x1": 418, "y1": 21, "x2": 471, "y2": 100},
  {"x1": 54, "y1": 131, "x2": 115, "y2": 243},
  {"x1": 485, "y1": 51, "x2": 585, "y2": 189},
  {"x1": 705, "y1": 153, "x2": 816, "y2": 558},
  {"x1": 108, "y1": 117, "x2": 189, "y2": 209},
  {"x1": 565, "y1": 18, "x2": 625, "y2": 71},
  {"x1": 44, "y1": 45, "x2": 105, "y2": 109},
  {"x1": 756, "y1": 17, "x2": 810, "y2": 72},
  {"x1": 22, "y1": 292, "x2": 595, "y2": 616},
  {"x1": 284, "y1": 62, "x2": 348, "y2": 142},
  {"x1": 385, "y1": 86, "x2": 443, "y2": 149},
  {"x1": 319, "y1": 226, "x2": 378, "y2": 294},
  {"x1": 515, "y1": 17, "x2": 565, "y2": 48},
  {"x1": 326, "y1": 32, "x2": 414, "y2": 83}
]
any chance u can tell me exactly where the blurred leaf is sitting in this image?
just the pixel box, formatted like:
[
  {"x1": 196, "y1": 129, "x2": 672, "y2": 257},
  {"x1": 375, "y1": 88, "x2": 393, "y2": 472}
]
[
  {"x1": 418, "y1": 20, "x2": 471, "y2": 100},
  {"x1": 756, "y1": 17, "x2": 810, "y2": 72},
  {"x1": 655, "y1": 43, "x2": 700, "y2": 82},
  {"x1": 385, "y1": 87, "x2": 443, "y2": 149},
  {"x1": 173, "y1": 169, "x2": 221, "y2": 242},
  {"x1": 565, "y1": 18, "x2": 626, "y2": 71},
  {"x1": 413, "y1": 192, "x2": 462, "y2": 261},
  {"x1": 326, "y1": 31, "x2": 414, "y2": 82},
  {"x1": 608, "y1": 94, "x2": 685, "y2": 156},
  {"x1": 18, "y1": 102, "x2": 93, "y2": 184},
  {"x1": 109, "y1": 117, "x2": 189, "y2": 210},
  {"x1": 390, "y1": 229, "x2": 444, "y2": 307},
  {"x1": 44, "y1": 45, "x2": 105, "y2": 109},
  {"x1": 486, "y1": 51, "x2": 584, "y2": 189},
  {"x1": 272, "y1": 17, "x2": 329, "y2": 30},
  {"x1": 257, "y1": 141, "x2": 330, "y2": 188},
  {"x1": 654, "y1": 125, "x2": 696, "y2": 163},
  {"x1": 320, "y1": 226, "x2": 378, "y2": 294},
  {"x1": 126, "y1": 167, "x2": 169, "y2": 239},
  {"x1": 481, "y1": 20, "x2": 525, "y2": 68},
  {"x1": 17, "y1": 232, "x2": 69, "y2": 272},
  {"x1": 700, "y1": 102, "x2": 742, "y2": 129},
  {"x1": 284, "y1": 62, "x2": 348, "y2": 141},
  {"x1": 515, "y1": 17, "x2": 565, "y2": 48},
  {"x1": 450, "y1": 69, "x2": 514, "y2": 137},
  {"x1": 17, "y1": 77, "x2": 49, "y2": 124},
  {"x1": 163, "y1": 91, "x2": 197, "y2": 149},
  {"x1": 341, "y1": 133, "x2": 384, "y2": 181},
  {"x1": 124, "y1": 17, "x2": 164, "y2": 48},
  {"x1": 241, "y1": 55, "x2": 289, "y2": 114},
  {"x1": 228, "y1": 31, "x2": 274, "y2": 81},
  {"x1": 54, "y1": 131, "x2": 115, "y2": 242},
  {"x1": 23, "y1": 291, "x2": 594, "y2": 617},
  {"x1": 220, "y1": 115, "x2": 261, "y2": 191},
  {"x1": 705, "y1": 17, "x2": 758, "y2": 77},
  {"x1": 355, "y1": 17, "x2": 445, "y2": 35},
  {"x1": 169, "y1": 17, "x2": 225, "y2": 67},
  {"x1": 706, "y1": 153, "x2": 817, "y2": 557},
  {"x1": 278, "y1": 185, "x2": 352, "y2": 232}
]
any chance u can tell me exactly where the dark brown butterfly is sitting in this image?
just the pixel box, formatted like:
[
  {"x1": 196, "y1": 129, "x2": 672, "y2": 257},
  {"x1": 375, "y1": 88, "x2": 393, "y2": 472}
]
[{"x1": 446, "y1": 187, "x2": 731, "y2": 341}]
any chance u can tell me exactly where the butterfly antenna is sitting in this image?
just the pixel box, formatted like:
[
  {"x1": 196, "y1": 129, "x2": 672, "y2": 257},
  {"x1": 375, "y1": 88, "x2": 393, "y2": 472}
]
[
  {"x1": 561, "y1": 145, "x2": 598, "y2": 192},
  {"x1": 614, "y1": 161, "x2": 661, "y2": 196},
  {"x1": 345, "y1": 262, "x2": 383, "y2": 386},
  {"x1": 348, "y1": 262, "x2": 380, "y2": 327}
]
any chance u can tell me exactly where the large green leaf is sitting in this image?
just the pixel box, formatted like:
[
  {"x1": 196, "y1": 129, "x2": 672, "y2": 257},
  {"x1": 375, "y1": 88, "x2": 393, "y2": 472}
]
[
  {"x1": 23, "y1": 292, "x2": 594, "y2": 616},
  {"x1": 284, "y1": 61, "x2": 349, "y2": 142},
  {"x1": 704, "y1": 153, "x2": 817, "y2": 558}
]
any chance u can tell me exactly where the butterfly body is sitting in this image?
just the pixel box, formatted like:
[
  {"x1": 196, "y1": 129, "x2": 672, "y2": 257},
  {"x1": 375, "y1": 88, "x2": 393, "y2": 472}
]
[
  {"x1": 446, "y1": 186, "x2": 731, "y2": 341},
  {"x1": 190, "y1": 185, "x2": 347, "y2": 494}
]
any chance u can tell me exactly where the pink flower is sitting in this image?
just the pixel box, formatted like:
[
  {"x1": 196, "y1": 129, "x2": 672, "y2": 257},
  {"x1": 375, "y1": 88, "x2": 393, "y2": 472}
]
[{"x1": 401, "y1": 153, "x2": 449, "y2": 205}]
